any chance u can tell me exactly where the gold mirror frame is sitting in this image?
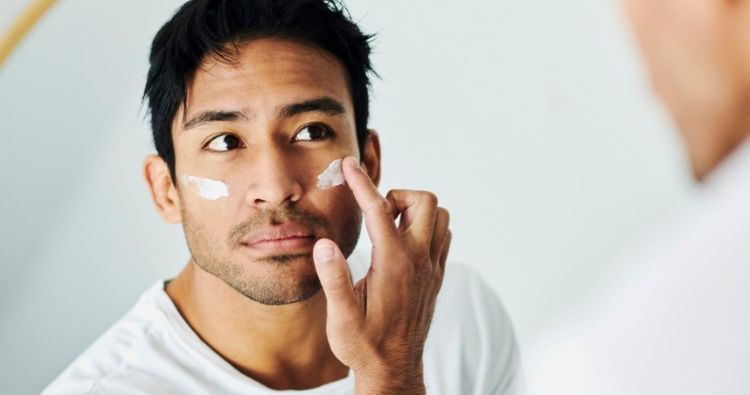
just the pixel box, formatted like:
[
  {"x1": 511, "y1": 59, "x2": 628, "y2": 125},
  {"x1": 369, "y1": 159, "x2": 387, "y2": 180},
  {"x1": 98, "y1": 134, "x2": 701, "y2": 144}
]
[{"x1": 0, "y1": 0, "x2": 58, "y2": 67}]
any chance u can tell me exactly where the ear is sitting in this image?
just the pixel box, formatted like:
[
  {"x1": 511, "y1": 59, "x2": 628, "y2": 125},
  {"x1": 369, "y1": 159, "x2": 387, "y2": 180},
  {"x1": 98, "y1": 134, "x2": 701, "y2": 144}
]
[
  {"x1": 143, "y1": 154, "x2": 182, "y2": 224},
  {"x1": 361, "y1": 129, "x2": 382, "y2": 187}
]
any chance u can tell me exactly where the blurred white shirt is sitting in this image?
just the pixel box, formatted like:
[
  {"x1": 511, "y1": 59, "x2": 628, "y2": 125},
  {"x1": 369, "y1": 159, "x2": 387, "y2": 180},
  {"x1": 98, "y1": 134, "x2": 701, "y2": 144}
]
[
  {"x1": 42, "y1": 251, "x2": 521, "y2": 395},
  {"x1": 527, "y1": 137, "x2": 750, "y2": 394}
]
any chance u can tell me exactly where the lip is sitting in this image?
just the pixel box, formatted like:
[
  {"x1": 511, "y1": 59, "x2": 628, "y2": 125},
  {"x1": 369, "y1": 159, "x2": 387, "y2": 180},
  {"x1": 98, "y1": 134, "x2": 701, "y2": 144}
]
[{"x1": 240, "y1": 224, "x2": 317, "y2": 252}]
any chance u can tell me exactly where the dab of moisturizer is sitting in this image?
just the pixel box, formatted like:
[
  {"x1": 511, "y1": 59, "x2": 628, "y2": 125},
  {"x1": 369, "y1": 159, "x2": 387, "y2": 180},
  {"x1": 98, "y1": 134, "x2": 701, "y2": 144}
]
[
  {"x1": 181, "y1": 175, "x2": 230, "y2": 201},
  {"x1": 317, "y1": 158, "x2": 345, "y2": 190}
]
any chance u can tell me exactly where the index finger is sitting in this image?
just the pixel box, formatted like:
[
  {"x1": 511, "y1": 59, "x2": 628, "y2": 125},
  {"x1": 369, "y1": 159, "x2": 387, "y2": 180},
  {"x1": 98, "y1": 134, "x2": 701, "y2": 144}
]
[{"x1": 341, "y1": 156, "x2": 399, "y2": 247}]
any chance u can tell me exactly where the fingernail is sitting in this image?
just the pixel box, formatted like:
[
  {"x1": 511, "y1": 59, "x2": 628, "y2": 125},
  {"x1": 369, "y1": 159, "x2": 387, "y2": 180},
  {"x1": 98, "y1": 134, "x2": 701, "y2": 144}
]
[{"x1": 314, "y1": 243, "x2": 334, "y2": 262}]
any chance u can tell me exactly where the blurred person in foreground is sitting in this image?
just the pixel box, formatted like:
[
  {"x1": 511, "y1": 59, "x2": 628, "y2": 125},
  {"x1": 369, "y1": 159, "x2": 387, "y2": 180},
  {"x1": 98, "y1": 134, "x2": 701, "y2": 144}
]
[
  {"x1": 529, "y1": 0, "x2": 750, "y2": 394},
  {"x1": 42, "y1": 0, "x2": 520, "y2": 394}
]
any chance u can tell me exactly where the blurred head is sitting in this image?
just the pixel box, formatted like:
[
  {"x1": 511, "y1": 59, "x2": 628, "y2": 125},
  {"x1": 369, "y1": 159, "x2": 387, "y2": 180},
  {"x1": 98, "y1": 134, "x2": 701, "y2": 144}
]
[
  {"x1": 142, "y1": 0, "x2": 380, "y2": 305},
  {"x1": 622, "y1": 0, "x2": 750, "y2": 179}
]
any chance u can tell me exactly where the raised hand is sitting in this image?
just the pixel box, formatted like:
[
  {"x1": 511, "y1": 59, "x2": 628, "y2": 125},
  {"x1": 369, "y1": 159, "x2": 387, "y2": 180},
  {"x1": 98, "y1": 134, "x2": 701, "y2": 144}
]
[{"x1": 312, "y1": 156, "x2": 452, "y2": 394}]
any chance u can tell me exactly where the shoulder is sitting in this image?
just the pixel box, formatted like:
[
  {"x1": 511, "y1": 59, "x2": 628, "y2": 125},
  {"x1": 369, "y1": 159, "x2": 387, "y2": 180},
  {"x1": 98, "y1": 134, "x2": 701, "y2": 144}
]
[
  {"x1": 45, "y1": 365, "x2": 173, "y2": 395},
  {"x1": 425, "y1": 262, "x2": 522, "y2": 395},
  {"x1": 42, "y1": 282, "x2": 169, "y2": 395}
]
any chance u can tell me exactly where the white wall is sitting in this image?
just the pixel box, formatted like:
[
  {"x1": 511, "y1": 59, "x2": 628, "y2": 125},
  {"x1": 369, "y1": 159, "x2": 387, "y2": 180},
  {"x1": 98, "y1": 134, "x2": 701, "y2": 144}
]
[{"x1": 0, "y1": 0, "x2": 691, "y2": 393}]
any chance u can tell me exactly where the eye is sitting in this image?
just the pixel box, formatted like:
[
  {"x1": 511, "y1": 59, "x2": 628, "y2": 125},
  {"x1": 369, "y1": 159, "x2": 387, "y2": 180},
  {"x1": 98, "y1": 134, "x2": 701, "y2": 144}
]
[
  {"x1": 205, "y1": 133, "x2": 243, "y2": 152},
  {"x1": 293, "y1": 123, "x2": 334, "y2": 142}
]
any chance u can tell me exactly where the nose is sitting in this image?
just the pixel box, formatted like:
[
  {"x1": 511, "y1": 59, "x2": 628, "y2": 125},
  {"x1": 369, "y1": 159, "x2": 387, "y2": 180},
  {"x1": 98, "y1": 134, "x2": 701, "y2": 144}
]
[{"x1": 244, "y1": 146, "x2": 303, "y2": 210}]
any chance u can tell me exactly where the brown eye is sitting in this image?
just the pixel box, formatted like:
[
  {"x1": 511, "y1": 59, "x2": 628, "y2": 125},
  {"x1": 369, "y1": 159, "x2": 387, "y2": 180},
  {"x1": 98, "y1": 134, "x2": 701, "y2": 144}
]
[
  {"x1": 206, "y1": 134, "x2": 242, "y2": 152},
  {"x1": 294, "y1": 123, "x2": 334, "y2": 142}
]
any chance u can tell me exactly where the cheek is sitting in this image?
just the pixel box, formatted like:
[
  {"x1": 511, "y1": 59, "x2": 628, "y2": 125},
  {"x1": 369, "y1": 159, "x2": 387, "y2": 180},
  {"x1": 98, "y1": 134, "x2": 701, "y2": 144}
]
[
  {"x1": 180, "y1": 199, "x2": 226, "y2": 256},
  {"x1": 625, "y1": 1, "x2": 730, "y2": 96},
  {"x1": 624, "y1": 0, "x2": 709, "y2": 56},
  {"x1": 181, "y1": 175, "x2": 231, "y2": 200},
  {"x1": 178, "y1": 181, "x2": 236, "y2": 239},
  {"x1": 317, "y1": 186, "x2": 362, "y2": 240}
]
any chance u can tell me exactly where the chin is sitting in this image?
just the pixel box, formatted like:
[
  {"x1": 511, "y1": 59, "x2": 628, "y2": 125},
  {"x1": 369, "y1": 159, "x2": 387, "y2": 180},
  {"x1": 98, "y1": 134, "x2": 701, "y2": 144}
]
[
  {"x1": 231, "y1": 257, "x2": 323, "y2": 305},
  {"x1": 251, "y1": 251, "x2": 314, "y2": 264}
]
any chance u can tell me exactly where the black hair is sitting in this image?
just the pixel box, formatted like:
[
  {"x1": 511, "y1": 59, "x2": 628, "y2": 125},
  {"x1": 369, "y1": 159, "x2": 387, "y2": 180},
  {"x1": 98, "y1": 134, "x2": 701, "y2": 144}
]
[{"x1": 143, "y1": 0, "x2": 375, "y2": 184}]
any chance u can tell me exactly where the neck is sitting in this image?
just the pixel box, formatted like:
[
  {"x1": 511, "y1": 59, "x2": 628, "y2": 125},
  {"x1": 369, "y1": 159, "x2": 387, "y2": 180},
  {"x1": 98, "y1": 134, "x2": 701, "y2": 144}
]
[{"x1": 166, "y1": 261, "x2": 348, "y2": 390}]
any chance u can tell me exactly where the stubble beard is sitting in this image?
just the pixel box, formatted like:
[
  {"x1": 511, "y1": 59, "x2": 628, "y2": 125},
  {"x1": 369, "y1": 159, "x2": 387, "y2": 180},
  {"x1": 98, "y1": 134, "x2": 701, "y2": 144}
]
[{"x1": 181, "y1": 204, "x2": 362, "y2": 305}]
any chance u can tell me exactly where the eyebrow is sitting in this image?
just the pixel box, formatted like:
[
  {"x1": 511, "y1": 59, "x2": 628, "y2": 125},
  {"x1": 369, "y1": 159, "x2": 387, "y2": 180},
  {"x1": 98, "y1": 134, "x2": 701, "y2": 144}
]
[
  {"x1": 183, "y1": 110, "x2": 248, "y2": 130},
  {"x1": 278, "y1": 97, "x2": 346, "y2": 118},
  {"x1": 182, "y1": 96, "x2": 346, "y2": 131}
]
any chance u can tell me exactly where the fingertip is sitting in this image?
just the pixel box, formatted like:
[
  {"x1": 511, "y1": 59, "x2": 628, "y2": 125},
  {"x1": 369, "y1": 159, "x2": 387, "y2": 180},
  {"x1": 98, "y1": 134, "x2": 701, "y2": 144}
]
[
  {"x1": 314, "y1": 237, "x2": 333, "y2": 248},
  {"x1": 342, "y1": 156, "x2": 360, "y2": 172},
  {"x1": 341, "y1": 156, "x2": 365, "y2": 191},
  {"x1": 313, "y1": 239, "x2": 336, "y2": 262}
]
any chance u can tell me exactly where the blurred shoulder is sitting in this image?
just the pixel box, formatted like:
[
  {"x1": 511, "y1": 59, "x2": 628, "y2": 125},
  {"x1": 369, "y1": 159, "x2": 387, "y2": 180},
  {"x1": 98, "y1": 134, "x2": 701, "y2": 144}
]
[{"x1": 41, "y1": 282, "x2": 168, "y2": 395}]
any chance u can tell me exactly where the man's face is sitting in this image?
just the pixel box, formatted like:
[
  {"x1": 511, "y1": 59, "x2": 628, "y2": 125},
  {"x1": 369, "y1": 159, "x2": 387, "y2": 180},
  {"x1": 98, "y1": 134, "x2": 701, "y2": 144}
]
[
  {"x1": 169, "y1": 38, "x2": 369, "y2": 305},
  {"x1": 622, "y1": 0, "x2": 747, "y2": 172}
]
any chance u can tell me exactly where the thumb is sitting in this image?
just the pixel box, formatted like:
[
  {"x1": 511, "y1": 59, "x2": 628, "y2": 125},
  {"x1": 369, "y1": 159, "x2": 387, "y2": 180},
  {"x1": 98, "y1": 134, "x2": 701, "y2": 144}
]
[{"x1": 313, "y1": 239, "x2": 359, "y2": 325}]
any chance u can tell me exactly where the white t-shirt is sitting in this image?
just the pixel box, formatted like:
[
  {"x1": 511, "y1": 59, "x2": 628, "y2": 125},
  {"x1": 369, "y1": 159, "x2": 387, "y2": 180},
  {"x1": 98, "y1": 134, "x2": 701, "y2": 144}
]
[
  {"x1": 43, "y1": 253, "x2": 521, "y2": 395},
  {"x1": 527, "y1": 138, "x2": 750, "y2": 394}
]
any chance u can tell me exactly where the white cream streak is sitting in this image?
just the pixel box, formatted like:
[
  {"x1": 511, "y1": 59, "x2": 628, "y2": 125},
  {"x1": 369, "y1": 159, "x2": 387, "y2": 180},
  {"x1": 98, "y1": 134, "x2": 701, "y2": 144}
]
[
  {"x1": 317, "y1": 158, "x2": 345, "y2": 190},
  {"x1": 181, "y1": 175, "x2": 230, "y2": 200}
]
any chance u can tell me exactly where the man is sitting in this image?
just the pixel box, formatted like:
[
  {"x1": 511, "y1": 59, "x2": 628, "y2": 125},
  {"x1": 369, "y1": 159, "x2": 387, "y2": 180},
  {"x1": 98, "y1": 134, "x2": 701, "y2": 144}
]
[
  {"x1": 529, "y1": 0, "x2": 750, "y2": 393},
  {"x1": 43, "y1": 1, "x2": 520, "y2": 394}
]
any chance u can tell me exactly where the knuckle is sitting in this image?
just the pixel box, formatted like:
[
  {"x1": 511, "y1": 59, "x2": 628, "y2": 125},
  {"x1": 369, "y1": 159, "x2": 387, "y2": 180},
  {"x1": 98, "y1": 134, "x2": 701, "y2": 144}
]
[
  {"x1": 435, "y1": 269, "x2": 446, "y2": 286},
  {"x1": 380, "y1": 198, "x2": 394, "y2": 216},
  {"x1": 366, "y1": 197, "x2": 392, "y2": 216},
  {"x1": 413, "y1": 250, "x2": 432, "y2": 270},
  {"x1": 417, "y1": 260, "x2": 434, "y2": 279},
  {"x1": 324, "y1": 273, "x2": 351, "y2": 292},
  {"x1": 333, "y1": 313, "x2": 360, "y2": 333},
  {"x1": 437, "y1": 207, "x2": 450, "y2": 224},
  {"x1": 386, "y1": 198, "x2": 396, "y2": 215},
  {"x1": 422, "y1": 191, "x2": 438, "y2": 207}
]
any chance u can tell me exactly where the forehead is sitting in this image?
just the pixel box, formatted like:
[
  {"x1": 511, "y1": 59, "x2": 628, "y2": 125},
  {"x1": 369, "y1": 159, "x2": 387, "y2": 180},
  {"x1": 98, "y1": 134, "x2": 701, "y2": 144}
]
[{"x1": 183, "y1": 37, "x2": 352, "y2": 120}]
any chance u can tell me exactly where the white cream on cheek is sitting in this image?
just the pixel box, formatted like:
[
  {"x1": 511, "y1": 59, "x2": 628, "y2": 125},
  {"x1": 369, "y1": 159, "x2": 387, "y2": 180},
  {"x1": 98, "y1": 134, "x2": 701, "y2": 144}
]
[
  {"x1": 317, "y1": 158, "x2": 345, "y2": 190},
  {"x1": 181, "y1": 159, "x2": 341, "y2": 200},
  {"x1": 181, "y1": 175, "x2": 231, "y2": 201}
]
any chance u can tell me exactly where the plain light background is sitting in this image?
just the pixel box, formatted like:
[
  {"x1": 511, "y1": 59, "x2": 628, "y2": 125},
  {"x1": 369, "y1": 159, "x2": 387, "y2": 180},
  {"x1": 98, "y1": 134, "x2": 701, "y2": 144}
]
[{"x1": 0, "y1": 0, "x2": 692, "y2": 393}]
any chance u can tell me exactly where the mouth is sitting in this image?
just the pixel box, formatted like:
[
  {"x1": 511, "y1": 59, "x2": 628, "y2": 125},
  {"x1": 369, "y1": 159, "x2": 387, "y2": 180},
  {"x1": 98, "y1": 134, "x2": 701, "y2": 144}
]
[
  {"x1": 239, "y1": 224, "x2": 318, "y2": 253},
  {"x1": 242, "y1": 235, "x2": 316, "y2": 252}
]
